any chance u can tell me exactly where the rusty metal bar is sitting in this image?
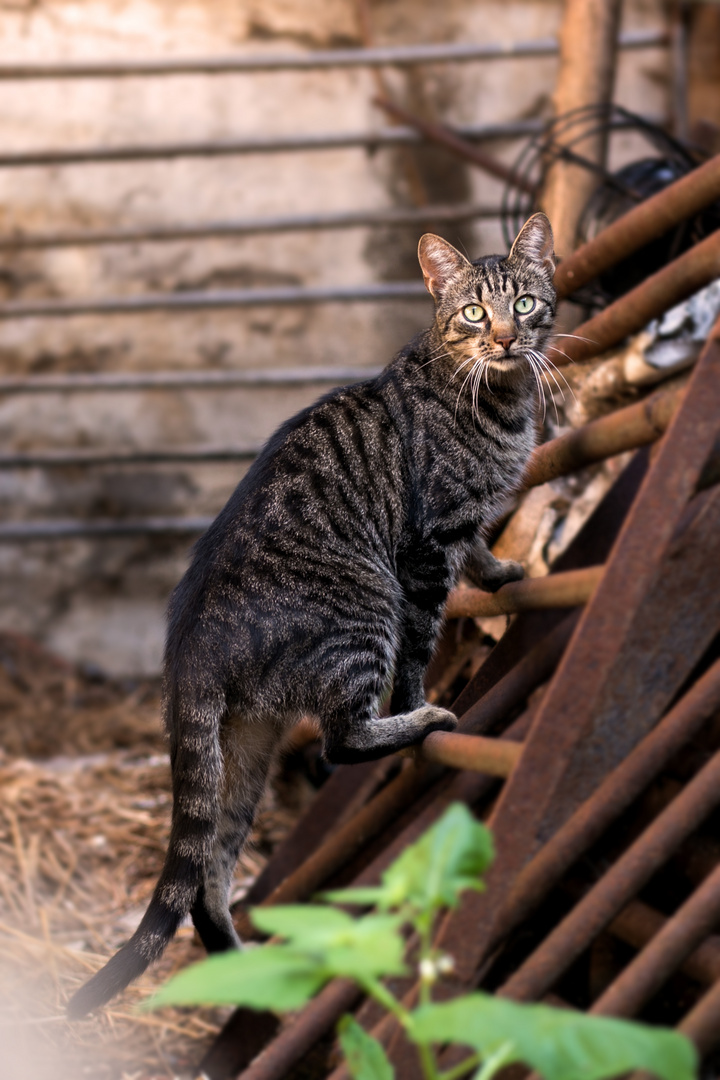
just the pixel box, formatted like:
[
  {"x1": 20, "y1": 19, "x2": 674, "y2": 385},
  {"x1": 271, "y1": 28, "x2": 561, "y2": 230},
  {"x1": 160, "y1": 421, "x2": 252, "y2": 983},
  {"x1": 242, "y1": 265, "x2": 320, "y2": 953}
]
[
  {"x1": 497, "y1": 746, "x2": 720, "y2": 1003},
  {"x1": 590, "y1": 862, "x2": 720, "y2": 1018},
  {"x1": 407, "y1": 730, "x2": 522, "y2": 776},
  {"x1": 608, "y1": 899, "x2": 720, "y2": 987},
  {"x1": 444, "y1": 565, "x2": 602, "y2": 619},
  {"x1": 0, "y1": 365, "x2": 380, "y2": 396},
  {"x1": 0, "y1": 121, "x2": 542, "y2": 170},
  {"x1": 552, "y1": 229, "x2": 720, "y2": 368},
  {"x1": 470, "y1": 643, "x2": 720, "y2": 974},
  {"x1": 0, "y1": 32, "x2": 666, "y2": 79},
  {"x1": 678, "y1": 974, "x2": 720, "y2": 1055},
  {"x1": 0, "y1": 281, "x2": 430, "y2": 320},
  {"x1": 373, "y1": 97, "x2": 535, "y2": 193},
  {"x1": 0, "y1": 202, "x2": 501, "y2": 252},
  {"x1": 523, "y1": 381, "x2": 685, "y2": 488},
  {"x1": 555, "y1": 151, "x2": 720, "y2": 299},
  {"x1": 541, "y1": 0, "x2": 622, "y2": 256}
]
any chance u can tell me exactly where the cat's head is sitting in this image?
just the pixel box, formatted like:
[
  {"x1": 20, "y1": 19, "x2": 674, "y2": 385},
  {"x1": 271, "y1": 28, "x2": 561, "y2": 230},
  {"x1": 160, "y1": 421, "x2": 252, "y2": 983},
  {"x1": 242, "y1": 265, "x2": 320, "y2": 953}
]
[{"x1": 418, "y1": 213, "x2": 557, "y2": 388}]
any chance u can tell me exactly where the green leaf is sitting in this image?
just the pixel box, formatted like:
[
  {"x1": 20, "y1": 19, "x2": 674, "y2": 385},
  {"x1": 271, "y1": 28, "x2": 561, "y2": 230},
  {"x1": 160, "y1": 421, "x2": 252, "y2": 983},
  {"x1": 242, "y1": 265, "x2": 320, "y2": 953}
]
[
  {"x1": 323, "y1": 804, "x2": 494, "y2": 918},
  {"x1": 251, "y1": 905, "x2": 408, "y2": 982},
  {"x1": 251, "y1": 904, "x2": 355, "y2": 943},
  {"x1": 411, "y1": 994, "x2": 697, "y2": 1080},
  {"x1": 146, "y1": 945, "x2": 327, "y2": 1012},
  {"x1": 380, "y1": 803, "x2": 494, "y2": 913},
  {"x1": 337, "y1": 1015, "x2": 395, "y2": 1080}
]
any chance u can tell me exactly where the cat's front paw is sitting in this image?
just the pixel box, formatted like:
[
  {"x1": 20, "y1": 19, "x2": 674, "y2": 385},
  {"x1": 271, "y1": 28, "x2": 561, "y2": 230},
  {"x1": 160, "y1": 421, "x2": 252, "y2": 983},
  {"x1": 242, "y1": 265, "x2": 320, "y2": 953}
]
[
  {"x1": 411, "y1": 705, "x2": 458, "y2": 739},
  {"x1": 480, "y1": 558, "x2": 524, "y2": 593}
]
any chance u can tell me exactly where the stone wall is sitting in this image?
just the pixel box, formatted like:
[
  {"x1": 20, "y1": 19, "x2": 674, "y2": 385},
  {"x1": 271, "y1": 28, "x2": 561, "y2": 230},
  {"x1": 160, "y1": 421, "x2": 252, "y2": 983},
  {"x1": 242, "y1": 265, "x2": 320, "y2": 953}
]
[{"x1": 0, "y1": 0, "x2": 670, "y2": 674}]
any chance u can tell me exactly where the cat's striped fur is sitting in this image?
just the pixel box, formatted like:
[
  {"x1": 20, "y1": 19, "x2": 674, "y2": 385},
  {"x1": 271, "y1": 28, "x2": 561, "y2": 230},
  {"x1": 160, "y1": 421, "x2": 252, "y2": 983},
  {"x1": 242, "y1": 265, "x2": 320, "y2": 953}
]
[{"x1": 67, "y1": 213, "x2": 556, "y2": 1017}]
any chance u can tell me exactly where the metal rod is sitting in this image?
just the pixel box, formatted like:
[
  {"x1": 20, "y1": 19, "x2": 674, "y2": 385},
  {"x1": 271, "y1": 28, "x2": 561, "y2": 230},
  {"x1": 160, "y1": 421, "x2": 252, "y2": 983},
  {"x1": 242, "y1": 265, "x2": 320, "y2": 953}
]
[
  {"x1": 479, "y1": 657, "x2": 720, "y2": 972},
  {"x1": 608, "y1": 898, "x2": 720, "y2": 987},
  {"x1": 373, "y1": 96, "x2": 535, "y2": 193},
  {"x1": 523, "y1": 381, "x2": 686, "y2": 488},
  {"x1": 0, "y1": 202, "x2": 501, "y2": 252},
  {"x1": 0, "y1": 445, "x2": 260, "y2": 468},
  {"x1": 444, "y1": 565, "x2": 603, "y2": 619},
  {"x1": 0, "y1": 32, "x2": 668, "y2": 79},
  {"x1": 679, "y1": 970, "x2": 720, "y2": 1056},
  {"x1": 554, "y1": 151, "x2": 720, "y2": 299},
  {"x1": 0, "y1": 366, "x2": 381, "y2": 395},
  {"x1": 409, "y1": 730, "x2": 522, "y2": 776},
  {"x1": 497, "y1": 745, "x2": 720, "y2": 1003},
  {"x1": 552, "y1": 229, "x2": 720, "y2": 367},
  {"x1": 590, "y1": 862, "x2": 720, "y2": 1019},
  {"x1": 0, "y1": 121, "x2": 544, "y2": 170},
  {"x1": 0, "y1": 517, "x2": 213, "y2": 541},
  {"x1": 0, "y1": 282, "x2": 429, "y2": 320}
]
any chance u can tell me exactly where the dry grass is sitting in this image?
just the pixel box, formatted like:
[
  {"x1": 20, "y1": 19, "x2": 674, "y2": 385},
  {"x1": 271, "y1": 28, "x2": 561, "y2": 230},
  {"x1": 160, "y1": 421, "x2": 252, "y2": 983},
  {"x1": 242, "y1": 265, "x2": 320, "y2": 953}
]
[{"x1": 0, "y1": 632, "x2": 313, "y2": 1080}]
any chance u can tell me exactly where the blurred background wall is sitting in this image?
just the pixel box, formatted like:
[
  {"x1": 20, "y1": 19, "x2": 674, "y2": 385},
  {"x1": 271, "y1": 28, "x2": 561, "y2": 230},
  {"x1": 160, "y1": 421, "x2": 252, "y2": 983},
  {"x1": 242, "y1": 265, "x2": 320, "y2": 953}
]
[{"x1": 0, "y1": 0, "x2": 670, "y2": 674}]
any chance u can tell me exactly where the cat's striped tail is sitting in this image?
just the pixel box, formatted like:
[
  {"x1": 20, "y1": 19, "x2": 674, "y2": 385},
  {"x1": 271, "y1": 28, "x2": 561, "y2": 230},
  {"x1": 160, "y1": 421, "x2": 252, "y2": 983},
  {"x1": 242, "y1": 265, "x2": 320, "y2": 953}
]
[{"x1": 66, "y1": 689, "x2": 225, "y2": 1018}]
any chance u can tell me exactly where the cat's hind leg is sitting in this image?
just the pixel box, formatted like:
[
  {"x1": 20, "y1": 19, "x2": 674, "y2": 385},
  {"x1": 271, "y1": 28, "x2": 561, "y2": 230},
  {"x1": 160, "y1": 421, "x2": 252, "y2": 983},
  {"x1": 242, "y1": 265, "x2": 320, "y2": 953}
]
[{"x1": 190, "y1": 715, "x2": 278, "y2": 953}]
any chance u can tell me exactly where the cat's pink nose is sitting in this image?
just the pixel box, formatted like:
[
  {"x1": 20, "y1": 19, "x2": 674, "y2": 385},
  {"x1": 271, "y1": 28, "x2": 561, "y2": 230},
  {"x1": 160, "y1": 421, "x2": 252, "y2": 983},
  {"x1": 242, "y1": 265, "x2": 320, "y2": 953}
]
[{"x1": 494, "y1": 335, "x2": 517, "y2": 351}]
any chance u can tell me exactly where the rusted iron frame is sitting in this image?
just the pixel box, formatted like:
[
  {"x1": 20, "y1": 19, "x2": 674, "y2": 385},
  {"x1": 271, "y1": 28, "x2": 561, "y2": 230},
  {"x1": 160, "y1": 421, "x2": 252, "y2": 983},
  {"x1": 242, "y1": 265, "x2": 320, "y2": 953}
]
[
  {"x1": 0, "y1": 202, "x2": 502, "y2": 252},
  {"x1": 522, "y1": 381, "x2": 685, "y2": 489},
  {"x1": 497, "y1": 745, "x2": 720, "y2": 1003},
  {"x1": 0, "y1": 31, "x2": 667, "y2": 79},
  {"x1": 589, "y1": 861, "x2": 720, "y2": 1019},
  {"x1": 435, "y1": 324, "x2": 720, "y2": 986},
  {"x1": 679, "y1": 973, "x2": 720, "y2": 1055},
  {"x1": 552, "y1": 229, "x2": 720, "y2": 368},
  {"x1": 373, "y1": 96, "x2": 535, "y2": 193},
  {"x1": 445, "y1": 565, "x2": 601, "y2": 619}
]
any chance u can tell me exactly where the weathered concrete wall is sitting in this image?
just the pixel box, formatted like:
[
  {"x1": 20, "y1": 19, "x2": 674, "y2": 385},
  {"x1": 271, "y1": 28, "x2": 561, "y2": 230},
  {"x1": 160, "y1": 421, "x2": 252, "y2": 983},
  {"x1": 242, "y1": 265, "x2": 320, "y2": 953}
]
[{"x1": 0, "y1": 0, "x2": 670, "y2": 674}]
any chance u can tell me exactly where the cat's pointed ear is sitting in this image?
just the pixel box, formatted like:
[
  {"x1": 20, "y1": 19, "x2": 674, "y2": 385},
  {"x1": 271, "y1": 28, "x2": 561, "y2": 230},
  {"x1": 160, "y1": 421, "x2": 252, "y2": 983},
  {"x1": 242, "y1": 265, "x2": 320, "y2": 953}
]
[
  {"x1": 418, "y1": 234, "x2": 472, "y2": 300},
  {"x1": 509, "y1": 213, "x2": 556, "y2": 276}
]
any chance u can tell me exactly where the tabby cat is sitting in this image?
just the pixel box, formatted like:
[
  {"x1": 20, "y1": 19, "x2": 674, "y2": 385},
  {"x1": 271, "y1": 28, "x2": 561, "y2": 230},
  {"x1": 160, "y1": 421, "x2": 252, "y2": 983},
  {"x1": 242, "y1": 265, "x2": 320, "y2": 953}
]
[{"x1": 68, "y1": 212, "x2": 556, "y2": 1017}]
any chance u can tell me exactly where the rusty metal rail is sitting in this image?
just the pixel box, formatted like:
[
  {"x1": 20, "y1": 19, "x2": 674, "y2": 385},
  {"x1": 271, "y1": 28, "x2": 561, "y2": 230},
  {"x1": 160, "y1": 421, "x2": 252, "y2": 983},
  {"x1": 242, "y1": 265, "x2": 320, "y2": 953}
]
[{"x1": 444, "y1": 565, "x2": 602, "y2": 619}]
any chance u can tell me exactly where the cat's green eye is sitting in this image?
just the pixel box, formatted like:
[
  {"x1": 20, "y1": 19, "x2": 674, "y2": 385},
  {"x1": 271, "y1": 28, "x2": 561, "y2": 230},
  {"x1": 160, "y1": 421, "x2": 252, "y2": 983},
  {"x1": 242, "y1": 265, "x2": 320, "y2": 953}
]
[
  {"x1": 514, "y1": 295, "x2": 535, "y2": 314},
  {"x1": 463, "y1": 304, "x2": 486, "y2": 323}
]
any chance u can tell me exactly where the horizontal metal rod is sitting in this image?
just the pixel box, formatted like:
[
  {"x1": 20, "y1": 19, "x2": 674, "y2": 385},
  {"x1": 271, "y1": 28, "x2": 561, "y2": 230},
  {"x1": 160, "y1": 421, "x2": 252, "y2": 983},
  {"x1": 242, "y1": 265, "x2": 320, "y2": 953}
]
[
  {"x1": 523, "y1": 381, "x2": 686, "y2": 488},
  {"x1": 0, "y1": 282, "x2": 430, "y2": 320},
  {"x1": 408, "y1": 730, "x2": 522, "y2": 776},
  {"x1": 0, "y1": 445, "x2": 261, "y2": 468},
  {"x1": 0, "y1": 32, "x2": 668, "y2": 79},
  {"x1": 555, "y1": 152, "x2": 720, "y2": 299},
  {"x1": 444, "y1": 565, "x2": 603, "y2": 618},
  {"x1": 0, "y1": 365, "x2": 381, "y2": 395},
  {"x1": 0, "y1": 120, "x2": 543, "y2": 169},
  {"x1": 0, "y1": 202, "x2": 501, "y2": 252},
  {"x1": 0, "y1": 517, "x2": 213, "y2": 541}
]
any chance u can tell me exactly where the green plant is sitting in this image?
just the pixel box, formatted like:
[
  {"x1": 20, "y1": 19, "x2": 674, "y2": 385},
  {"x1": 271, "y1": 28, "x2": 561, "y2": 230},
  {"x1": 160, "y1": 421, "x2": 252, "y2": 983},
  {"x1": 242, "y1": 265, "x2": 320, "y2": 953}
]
[{"x1": 148, "y1": 804, "x2": 697, "y2": 1080}]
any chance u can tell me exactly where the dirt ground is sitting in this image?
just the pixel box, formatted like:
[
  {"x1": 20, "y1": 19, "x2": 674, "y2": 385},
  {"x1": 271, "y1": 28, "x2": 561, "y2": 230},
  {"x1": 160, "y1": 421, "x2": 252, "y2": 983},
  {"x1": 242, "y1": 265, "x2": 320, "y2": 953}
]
[{"x1": 0, "y1": 630, "x2": 315, "y2": 1080}]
